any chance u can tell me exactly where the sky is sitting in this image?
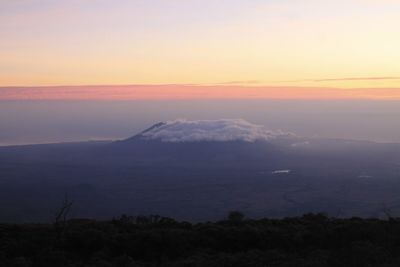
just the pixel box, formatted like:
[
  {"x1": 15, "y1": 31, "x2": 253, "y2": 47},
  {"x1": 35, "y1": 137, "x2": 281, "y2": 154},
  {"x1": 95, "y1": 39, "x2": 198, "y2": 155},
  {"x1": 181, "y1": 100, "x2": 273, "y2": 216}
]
[
  {"x1": 1, "y1": 1, "x2": 400, "y2": 145},
  {"x1": 1, "y1": 0, "x2": 400, "y2": 92}
]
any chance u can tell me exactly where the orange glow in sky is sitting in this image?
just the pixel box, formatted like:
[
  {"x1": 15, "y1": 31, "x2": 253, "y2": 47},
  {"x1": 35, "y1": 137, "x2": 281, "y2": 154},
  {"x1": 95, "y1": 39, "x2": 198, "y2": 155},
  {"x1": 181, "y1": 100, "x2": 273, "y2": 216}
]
[{"x1": 1, "y1": 0, "x2": 400, "y2": 98}]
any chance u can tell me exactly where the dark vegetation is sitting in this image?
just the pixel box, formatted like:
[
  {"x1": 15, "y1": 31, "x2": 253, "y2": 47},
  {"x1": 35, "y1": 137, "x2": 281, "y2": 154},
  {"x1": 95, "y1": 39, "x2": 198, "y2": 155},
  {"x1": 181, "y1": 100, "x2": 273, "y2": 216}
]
[{"x1": 2, "y1": 212, "x2": 400, "y2": 267}]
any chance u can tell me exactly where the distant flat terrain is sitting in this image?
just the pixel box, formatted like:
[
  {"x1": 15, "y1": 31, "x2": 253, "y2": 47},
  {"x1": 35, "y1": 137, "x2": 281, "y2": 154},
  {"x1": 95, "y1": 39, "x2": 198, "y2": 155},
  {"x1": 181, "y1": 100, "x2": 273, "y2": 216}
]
[{"x1": 1, "y1": 135, "x2": 400, "y2": 222}]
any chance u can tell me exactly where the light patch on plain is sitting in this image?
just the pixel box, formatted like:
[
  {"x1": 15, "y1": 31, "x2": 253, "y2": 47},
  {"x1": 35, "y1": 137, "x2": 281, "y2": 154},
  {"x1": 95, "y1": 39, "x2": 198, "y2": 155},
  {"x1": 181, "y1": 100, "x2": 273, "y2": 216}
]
[
  {"x1": 291, "y1": 141, "x2": 310, "y2": 147},
  {"x1": 141, "y1": 119, "x2": 292, "y2": 143},
  {"x1": 272, "y1": 170, "x2": 291, "y2": 174}
]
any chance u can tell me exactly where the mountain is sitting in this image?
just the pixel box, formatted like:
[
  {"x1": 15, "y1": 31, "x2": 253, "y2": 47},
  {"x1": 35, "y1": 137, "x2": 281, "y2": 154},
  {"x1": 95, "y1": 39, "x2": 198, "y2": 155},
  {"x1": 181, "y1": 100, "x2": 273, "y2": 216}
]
[{"x1": 1, "y1": 119, "x2": 400, "y2": 222}]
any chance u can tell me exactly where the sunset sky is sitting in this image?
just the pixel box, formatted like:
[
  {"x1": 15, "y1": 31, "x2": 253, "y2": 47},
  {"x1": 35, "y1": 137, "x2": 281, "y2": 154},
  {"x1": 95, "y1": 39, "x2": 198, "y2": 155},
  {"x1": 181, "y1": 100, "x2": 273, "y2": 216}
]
[{"x1": 1, "y1": 0, "x2": 400, "y2": 99}]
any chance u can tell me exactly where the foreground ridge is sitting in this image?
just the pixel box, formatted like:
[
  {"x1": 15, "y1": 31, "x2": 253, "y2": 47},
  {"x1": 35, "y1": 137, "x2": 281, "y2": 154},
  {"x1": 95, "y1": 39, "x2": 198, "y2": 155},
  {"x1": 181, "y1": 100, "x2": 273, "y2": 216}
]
[{"x1": 1, "y1": 213, "x2": 400, "y2": 267}]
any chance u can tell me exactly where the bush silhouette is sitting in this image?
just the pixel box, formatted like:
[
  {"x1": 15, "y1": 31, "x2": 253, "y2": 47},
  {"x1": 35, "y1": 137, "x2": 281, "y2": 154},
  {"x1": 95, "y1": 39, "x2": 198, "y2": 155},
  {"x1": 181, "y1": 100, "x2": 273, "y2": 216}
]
[{"x1": 227, "y1": 211, "x2": 245, "y2": 222}]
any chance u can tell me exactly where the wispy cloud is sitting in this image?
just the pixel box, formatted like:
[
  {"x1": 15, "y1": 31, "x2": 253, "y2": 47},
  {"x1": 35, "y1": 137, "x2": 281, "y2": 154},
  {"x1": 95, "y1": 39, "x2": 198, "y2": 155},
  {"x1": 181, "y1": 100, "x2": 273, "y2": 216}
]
[
  {"x1": 280, "y1": 77, "x2": 400, "y2": 83},
  {"x1": 208, "y1": 80, "x2": 262, "y2": 85}
]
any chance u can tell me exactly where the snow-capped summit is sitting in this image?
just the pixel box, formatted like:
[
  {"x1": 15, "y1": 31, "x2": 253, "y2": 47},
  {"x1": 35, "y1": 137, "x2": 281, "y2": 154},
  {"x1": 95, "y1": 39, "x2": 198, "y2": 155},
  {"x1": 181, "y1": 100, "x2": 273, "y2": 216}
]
[{"x1": 136, "y1": 119, "x2": 291, "y2": 143}]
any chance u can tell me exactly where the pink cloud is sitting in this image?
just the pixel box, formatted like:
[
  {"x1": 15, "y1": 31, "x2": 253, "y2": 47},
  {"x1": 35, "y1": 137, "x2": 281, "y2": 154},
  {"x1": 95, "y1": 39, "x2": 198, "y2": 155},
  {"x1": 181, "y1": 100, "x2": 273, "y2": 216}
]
[{"x1": 1, "y1": 84, "x2": 400, "y2": 100}]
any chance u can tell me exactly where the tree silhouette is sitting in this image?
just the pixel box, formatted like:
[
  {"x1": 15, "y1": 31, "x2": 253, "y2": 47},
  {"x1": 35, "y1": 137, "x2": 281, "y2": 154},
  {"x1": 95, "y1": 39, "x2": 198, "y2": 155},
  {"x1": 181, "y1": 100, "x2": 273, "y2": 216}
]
[{"x1": 54, "y1": 194, "x2": 73, "y2": 226}]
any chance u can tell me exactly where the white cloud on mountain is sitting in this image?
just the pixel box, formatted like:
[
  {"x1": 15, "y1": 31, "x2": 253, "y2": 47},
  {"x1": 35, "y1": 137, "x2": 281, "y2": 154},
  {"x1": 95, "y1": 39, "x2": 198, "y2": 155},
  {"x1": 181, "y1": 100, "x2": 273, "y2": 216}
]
[{"x1": 141, "y1": 119, "x2": 291, "y2": 142}]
